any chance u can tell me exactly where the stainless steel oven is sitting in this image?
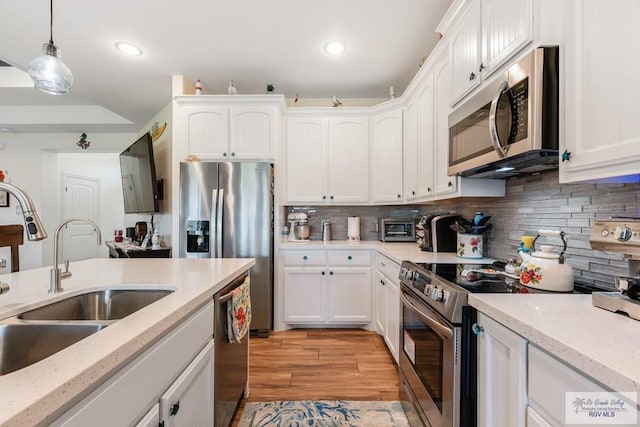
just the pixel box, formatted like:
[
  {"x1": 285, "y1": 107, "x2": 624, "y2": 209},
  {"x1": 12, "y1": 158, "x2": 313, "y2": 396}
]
[{"x1": 398, "y1": 262, "x2": 477, "y2": 427}]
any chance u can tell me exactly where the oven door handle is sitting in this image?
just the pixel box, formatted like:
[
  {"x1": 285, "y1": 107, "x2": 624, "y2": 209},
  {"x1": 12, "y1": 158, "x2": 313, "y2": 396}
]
[
  {"x1": 401, "y1": 291, "x2": 453, "y2": 340},
  {"x1": 489, "y1": 80, "x2": 510, "y2": 158}
]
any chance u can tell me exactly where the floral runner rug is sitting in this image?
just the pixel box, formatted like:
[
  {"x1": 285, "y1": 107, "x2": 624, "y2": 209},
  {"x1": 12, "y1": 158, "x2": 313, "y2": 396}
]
[{"x1": 238, "y1": 400, "x2": 410, "y2": 427}]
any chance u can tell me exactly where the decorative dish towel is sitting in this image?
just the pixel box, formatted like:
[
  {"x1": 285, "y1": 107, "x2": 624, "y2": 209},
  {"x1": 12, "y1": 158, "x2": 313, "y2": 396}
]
[{"x1": 227, "y1": 276, "x2": 252, "y2": 343}]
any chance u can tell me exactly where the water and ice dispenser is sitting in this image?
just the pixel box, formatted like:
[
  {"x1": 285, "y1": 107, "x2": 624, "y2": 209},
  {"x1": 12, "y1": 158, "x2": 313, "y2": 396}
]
[{"x1": 186, "y1": 220, "x2": 209, "y2": 253}]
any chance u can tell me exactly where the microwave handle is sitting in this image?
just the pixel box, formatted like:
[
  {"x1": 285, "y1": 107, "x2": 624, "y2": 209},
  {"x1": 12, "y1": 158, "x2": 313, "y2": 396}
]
[{"x1": 489, "y1": 80, "x2": 511, "y2": 158}]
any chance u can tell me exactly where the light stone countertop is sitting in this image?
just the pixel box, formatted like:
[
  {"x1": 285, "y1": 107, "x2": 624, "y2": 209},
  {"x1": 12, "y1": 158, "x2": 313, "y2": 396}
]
[
  {"x1": 278, "y1": 239, "x2": 497, "y2": 265},
  {"x1": 0, "y1": 257, "x2": 255, "y2": 427},
  {"x1": 469, "y1": 293, "x2": 640, "y2": 393}
]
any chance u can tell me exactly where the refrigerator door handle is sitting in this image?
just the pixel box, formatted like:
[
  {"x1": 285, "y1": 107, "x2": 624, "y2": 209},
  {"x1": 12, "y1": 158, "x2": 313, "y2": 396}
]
[
  {"x1": 211, "y1": 189, "x2": 219, "y2": 258},
  {"x1": 215, "y1": 188, "x2": 224, "y2": 258}
]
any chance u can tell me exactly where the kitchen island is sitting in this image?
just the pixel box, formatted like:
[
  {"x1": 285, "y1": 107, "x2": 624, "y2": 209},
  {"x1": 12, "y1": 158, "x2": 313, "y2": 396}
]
[{"x1": 0, "y1": 257, "x2": 254, "y2": 427}]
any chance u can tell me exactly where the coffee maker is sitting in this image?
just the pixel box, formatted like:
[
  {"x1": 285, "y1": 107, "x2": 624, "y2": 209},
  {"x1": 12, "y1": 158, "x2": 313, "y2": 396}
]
[
  {"x1": 590, "y1": 218, "x2": 640, "y2": 320},
  {"x1": 288, "y1": 212, "x2": 310, "y2": 242}
]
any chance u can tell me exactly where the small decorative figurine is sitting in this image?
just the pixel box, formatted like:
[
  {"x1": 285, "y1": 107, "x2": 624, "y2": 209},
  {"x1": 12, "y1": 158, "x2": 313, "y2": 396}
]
[
  {"x1": 332, "y1": 94, "x2": 342, "y2": 107},
  {"x1": 266, "y1": 83, "x2": 274, "y2": 93},
  {"x1": 389, "y1": 86, "x2": 395, "y2": 99},
  {"x1": 228, "y1": 80, "x2": 238, "y2": 95},
  {"x1": 77, "y1": 133, "x2": 90, "y2": 150},
  {"x1": 294, "y1": 93, "x2": 299, "y2": 105},
  {"x1": 195, "y1": 79, "x2": 202, "y2": 95}
]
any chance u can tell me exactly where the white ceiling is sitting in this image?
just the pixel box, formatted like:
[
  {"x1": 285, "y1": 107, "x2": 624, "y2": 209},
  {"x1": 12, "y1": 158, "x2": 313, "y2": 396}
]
[{"x1": 0, "y1": 0, "x2": 453, "y2": 134}]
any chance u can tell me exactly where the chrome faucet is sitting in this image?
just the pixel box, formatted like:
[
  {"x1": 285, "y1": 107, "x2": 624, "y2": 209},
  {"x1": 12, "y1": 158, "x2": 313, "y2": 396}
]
[
  {"x1": 50, "y1": 217, "x2": 102, "y2": 294},
  {"x1": 0, "y1": 181, "x2": 48, "y2": 241}
]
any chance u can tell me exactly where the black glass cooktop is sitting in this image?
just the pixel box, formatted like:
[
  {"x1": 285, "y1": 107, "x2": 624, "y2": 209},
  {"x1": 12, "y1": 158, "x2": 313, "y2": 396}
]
[{"x1": 415, "y1": 262, "x2": 579, "y2": 294}]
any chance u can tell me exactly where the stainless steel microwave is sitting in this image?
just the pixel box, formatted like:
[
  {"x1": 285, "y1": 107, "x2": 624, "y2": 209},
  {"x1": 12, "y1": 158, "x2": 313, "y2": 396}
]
[{"x1": 448, "y1": 46, "x2": 559, "y2": 178}]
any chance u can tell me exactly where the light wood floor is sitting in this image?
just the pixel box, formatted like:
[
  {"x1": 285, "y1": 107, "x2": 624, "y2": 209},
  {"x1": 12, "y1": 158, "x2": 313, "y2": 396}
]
[{"x1": 231, "y1": 328, "x2": 401, "y2": 426}]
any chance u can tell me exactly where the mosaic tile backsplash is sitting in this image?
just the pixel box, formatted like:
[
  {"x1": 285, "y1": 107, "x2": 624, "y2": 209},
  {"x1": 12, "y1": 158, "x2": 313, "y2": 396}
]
[{"x1": 285, "y1": 170, "x2": 640, "y2": 288}]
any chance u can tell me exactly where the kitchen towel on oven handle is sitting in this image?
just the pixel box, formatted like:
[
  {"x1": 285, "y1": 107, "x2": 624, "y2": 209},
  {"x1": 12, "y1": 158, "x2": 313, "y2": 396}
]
[{"x1": 227, "y1": 276, "x2": 252, "y2": 343}]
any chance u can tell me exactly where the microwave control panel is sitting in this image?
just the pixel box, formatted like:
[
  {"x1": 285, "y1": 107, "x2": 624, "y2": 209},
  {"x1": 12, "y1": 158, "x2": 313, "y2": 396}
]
[{"x1": 590, "y1": 219, "x2": 640, "y2": 256}]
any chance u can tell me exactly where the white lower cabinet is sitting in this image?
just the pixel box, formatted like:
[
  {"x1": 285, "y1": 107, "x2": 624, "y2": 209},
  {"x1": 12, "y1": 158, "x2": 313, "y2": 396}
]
[
  {"x1": 159, "y1": 341, "x2": 214, "y2": 427},
  {"x1": 374, "y1": 253, "x2": 400, "y2": 363},
  {"x1": 282, "y1": 249, "x2": 372, "y2": 326},
  {"x1": 476, "y1": 312, "x2": 527, "y2": 427},
  {"x1": 52, "y1": 302, "x2": 215, "y2": 427}
]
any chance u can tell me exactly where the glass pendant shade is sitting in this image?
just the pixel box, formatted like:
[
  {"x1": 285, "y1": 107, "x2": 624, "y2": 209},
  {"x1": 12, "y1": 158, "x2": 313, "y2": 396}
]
[{"x1": 28, "y1": 42, "x2": 73, "y2": 95}]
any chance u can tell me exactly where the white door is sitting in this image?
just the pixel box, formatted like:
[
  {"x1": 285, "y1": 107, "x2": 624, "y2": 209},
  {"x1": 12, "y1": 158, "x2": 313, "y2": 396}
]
[
  {"x1": 326, "y1": 267, "x2": 371, "y2": 323},
  {"x1": 62, "y1": 174, "x2": 100, "y2": 262}
]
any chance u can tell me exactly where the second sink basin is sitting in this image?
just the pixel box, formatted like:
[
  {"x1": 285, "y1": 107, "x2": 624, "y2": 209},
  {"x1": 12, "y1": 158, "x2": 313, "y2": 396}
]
[
  {"x1": 18, "y1": 289, "x2": 174, "y2": 321},
  {"x1": 0, "y1": 323, "x2": 107, "y2": 375}
]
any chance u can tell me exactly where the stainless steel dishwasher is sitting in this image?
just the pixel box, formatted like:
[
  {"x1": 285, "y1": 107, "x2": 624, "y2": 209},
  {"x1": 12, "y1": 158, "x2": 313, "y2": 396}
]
[{"x1": 214, "y1": 272, "x2": 250, "y2": 427}]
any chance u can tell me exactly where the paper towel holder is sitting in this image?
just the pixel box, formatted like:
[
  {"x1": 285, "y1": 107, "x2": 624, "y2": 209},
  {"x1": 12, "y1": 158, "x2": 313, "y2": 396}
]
[{"x1": 347, "y1": 216, "x2": 360, "y2": 241}]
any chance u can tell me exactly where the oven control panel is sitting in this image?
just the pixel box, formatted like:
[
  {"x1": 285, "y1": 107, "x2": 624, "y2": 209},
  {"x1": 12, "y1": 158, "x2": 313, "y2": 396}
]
[{"x1": 590, "y1": 219, "x2": 640, "y2": 256}]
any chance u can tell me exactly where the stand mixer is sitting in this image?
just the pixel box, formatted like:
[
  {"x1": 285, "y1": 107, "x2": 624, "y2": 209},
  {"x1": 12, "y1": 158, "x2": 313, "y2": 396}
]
[
  {"x1": 589, "y1": 218, "x2": 640, "y2": 320},
  {"x1": 288, "y1": 212, "x2": 310, "y2": 242}
]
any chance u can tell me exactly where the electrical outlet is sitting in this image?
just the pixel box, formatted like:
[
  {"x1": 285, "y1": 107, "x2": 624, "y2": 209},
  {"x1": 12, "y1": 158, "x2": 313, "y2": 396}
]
[{"x1": 0, "y1": 258, "x2": 6, "y2": 269}]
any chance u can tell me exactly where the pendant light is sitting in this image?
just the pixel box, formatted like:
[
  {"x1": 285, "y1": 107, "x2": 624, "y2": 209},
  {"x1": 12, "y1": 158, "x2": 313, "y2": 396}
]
[{"x1": 28, "y1": 0, "x2": 73, "y2": 95}]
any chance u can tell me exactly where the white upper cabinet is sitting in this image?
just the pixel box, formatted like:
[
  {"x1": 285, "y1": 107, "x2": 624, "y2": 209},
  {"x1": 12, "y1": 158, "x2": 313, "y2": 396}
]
[
  {"x1": 481, "y1": 0, "x2": 533, "y2": 78},
  {"x1": 449, "y1": 0, "x2": 483, "y2": 104},
  {"x1": 285, "y1": 113, "x2": 369, "y2": 204},
  {"x1": 403, "y1": 94, "x2": 419, "y2": 202},
  {"x1": 327, "y1": 117, "x2": 370, "y2": 204},
  {"x1": 447, "y1": 0, "x2": 533, "y2": 106},
  {"x1": 230, "y1": 107, "x2": 274, "y2": 159},
  {"x1": 285, "y1": 117, "x2": 326, "y2": 204},
  {"x1": 432, "y1": 53, "x2": 458, "y2": 196},
  {"x1": 560, "y1": 0, "x2": 640, "y2": 183},
  {"x1": 370, "y1": 107, "x2": 404, "y2": 204},
  {"x1": 174, "y1": 95, "x2": 284, "y2": 161},
  {"x1": 416, "y1": 74, "x2": 436, "y2": 200}
]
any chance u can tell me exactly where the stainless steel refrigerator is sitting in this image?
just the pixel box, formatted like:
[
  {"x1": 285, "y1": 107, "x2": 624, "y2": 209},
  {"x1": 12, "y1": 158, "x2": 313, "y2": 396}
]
[{"x1": 179, "y1": 161, "x2": 273, "y2": 336}]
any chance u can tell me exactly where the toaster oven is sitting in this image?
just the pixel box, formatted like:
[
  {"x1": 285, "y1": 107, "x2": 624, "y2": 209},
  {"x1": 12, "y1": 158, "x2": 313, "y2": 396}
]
[{"x1": 379, "y1": 218, "x2": 418, "y2": 242}]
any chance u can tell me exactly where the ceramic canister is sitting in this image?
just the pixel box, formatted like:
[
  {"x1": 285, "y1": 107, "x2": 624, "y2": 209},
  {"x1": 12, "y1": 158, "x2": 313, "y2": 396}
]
[{"x1": 457, "y1": 233, "x2": 483, "y2": 259}]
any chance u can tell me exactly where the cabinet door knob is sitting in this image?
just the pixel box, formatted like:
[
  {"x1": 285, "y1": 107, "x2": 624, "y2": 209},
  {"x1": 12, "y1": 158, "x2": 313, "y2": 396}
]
[
  {"x1": 169, "y1": 401, "x2": 180, "y2": 416},
  {"x1": 322, "y1": 195, "x2": 327, "y2": 200},
  {"x1": 231, "y1": 152, "x2": 236, "y2": 157},
  {"x1": 223, "y1": 152, "x2": 228, "y2": 157},
  {"x1": 479, "y1": 63, "x2": 485, "y2": 72},
  {"x1": 448, "y1": 180, "x2": 453, "y2": 187},
  {"x1": 322, "y1": 271, "x2": 326, "y2": 275},
  {"x1": 380, "y1": 262, "x2": 386, "y2": 267},
  {"x1": 329, "y1": 271, "x2": 334, "y2": 275},
  {"x1": 330, "y1": 195, "x2": 334, "y2": 200},
  {"x1": 471, "y1": 323, "x2": 484, "y2": 336},
  {"x1": 562, "y1": 149, "x2": 572, "y2": 162},
  {"x1": 412, "y1": 191, "x2": 416, "y2": 195},
  {"x1": 427, "y1": 187, "x2": 432, "y2": 192},
  {"x1": 347, "y1": 255, "x2": 352, "y2": 260},
  {"x1": 469, "y1": 72, "x2": 476, "y2": 81},
  {"x1": 303, "y1": 255, "x2": 308, "y2": 260},
  {"x1": 380, "y1": 280, "x2": 385, "y2": 286},
  {"x1": 397, "y1": 194, "x2": 401, "y2": 199}
]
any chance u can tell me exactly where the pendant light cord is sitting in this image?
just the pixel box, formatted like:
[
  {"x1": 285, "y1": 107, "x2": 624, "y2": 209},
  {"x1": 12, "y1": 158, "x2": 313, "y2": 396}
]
[{"x1": 49, "y1": 0, "x2": 54, "y2": 44}]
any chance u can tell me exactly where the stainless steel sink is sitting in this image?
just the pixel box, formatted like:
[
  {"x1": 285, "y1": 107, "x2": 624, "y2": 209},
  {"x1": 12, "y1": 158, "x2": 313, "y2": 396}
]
[
  {"x1": 0, "y1": 323, "x2": 107, "y2": 375},
  {"x1": 18, "y1": 289, "x2": 174, "y2": 321}
]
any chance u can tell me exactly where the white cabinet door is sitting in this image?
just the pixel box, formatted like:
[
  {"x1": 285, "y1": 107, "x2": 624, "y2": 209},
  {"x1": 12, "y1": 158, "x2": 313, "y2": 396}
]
[
  {"x1": 181, "y1": 106, "x2": 230, "y2": 158},
  {"x1": 403, "y1": 94, "x2": 419, "y2": 201},
  {"x1": 560, "y1": 0, "x2": 640, "y2": 183},
  {"x1": 384, "y1": 276, "x2": 399, "y2": 363},
  {"x1": 327, "y1": 117, "x2": 370, "y2": 203},
  {"x1": 476, "y1": 312, "x2": 527, "y2": 427},
  {"x1": 230, "y1": 106, "x2": 273, "y2": 159},
  {"x1": 449, "y1": 0, "x2": 482, "y2": 105},
  {"x1": 481, "y1": 0, "x2": 533, "y2": 76},
  {"x1": 374, "y1": 271, "x2": 387, "y2": 336},
  {"x1": 416, "y1": 74, "x2": 435, "y2": 200},
  {"x1": 370, "y1": 108, "x2": 404, "y2": 204},
  {"x1": 159, "y1": 340, "x2": 214, "y2": 427},
  {"x1": 433, "y1": 53, "x2": 458, "y2": 196},
  {"x1": 283, "y1": 267, "x2": 327, "y2": 323},
  {"x1": 285, "y1": 117, "x2": 327, "y2": 203},
  {"x1": 327, "y1": 267, "x2": 372, "y2": 323}
]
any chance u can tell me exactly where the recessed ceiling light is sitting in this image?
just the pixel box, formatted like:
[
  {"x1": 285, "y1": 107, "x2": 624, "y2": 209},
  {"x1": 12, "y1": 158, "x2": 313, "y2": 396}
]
[
  {"x1": 114, "y1": 42, "x2": 143, "y2": 56},
  {"x1": 324, "y1": 41, "x2": 346, "y2": 55}
]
